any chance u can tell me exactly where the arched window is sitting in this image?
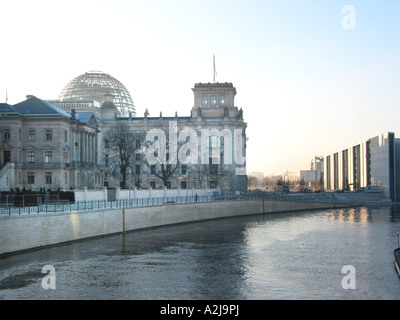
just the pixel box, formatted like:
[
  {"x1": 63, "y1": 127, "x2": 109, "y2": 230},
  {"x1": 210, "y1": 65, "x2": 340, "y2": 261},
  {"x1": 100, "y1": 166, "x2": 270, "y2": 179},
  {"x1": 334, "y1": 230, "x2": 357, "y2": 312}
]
[
  {"x1": 211, "y1": 95, "x2": 216, "y2": 105},
  {"x1": 219, "y1": 95, "x2": 225, "y2": 105},
  {"x1": 202, "y1": 96, "x2": 208, "y2": 106}
]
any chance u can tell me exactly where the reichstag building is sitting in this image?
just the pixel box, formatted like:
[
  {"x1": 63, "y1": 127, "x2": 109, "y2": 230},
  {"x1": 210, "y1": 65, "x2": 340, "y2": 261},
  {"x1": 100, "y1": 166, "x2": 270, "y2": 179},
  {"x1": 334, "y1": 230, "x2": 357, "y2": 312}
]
[{"x1": 0, "y1": 71, "x2": 247, "y2": 192}]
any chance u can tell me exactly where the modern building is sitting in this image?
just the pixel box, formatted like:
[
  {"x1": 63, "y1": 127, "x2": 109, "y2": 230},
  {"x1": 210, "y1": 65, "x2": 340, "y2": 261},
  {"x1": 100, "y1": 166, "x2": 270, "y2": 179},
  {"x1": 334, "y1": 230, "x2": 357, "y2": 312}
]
[
  {"x1": 324, "y1": 132, "x2": 400, "y2": 201},
  {"x1": 1, "y1": 72, "x2": 247, "y2": 192},
  {"x1": 300, "y1": 156, "x2": 324, "y2": 189}
]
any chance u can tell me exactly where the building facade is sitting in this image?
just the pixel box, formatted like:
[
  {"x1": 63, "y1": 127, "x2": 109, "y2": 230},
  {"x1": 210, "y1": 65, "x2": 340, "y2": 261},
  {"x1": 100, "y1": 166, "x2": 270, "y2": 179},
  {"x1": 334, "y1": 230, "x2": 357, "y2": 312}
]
[
  {"x1": 0, "y1": 96, "x2": 103, "y2": 191},
  {"x1": 324, "y1": 132, "x2": 400, "y2": 201},
  {"x1": 1, "y1": 74, "x2": 247, "y2": 192},
  {"x1": 300, "y1": 156, "x2": 324, "y2": 189},
  {"x1": 92, "y1": 82, "x2": 247, "y2": 191}
]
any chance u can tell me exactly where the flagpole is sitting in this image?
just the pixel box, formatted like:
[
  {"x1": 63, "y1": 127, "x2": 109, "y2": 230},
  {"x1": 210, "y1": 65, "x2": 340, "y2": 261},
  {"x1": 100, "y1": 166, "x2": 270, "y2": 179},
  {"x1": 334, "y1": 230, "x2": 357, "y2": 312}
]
[{"x1": 213, "y1": 54, "x2": 216, "y2": 83}]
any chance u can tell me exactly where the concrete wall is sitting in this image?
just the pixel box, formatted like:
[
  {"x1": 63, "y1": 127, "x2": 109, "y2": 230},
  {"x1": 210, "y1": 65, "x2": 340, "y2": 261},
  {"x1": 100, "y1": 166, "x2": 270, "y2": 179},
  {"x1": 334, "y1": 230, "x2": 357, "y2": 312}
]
[
  {"x1": 0, "y1": 200, "x2": 340, "y2": 256},
  {"x1": 74, "y1": 187, "x2": 216, "y2": 202},
  {"x1": 0, "y1": 210, "x2": 122, "y2": 255}
]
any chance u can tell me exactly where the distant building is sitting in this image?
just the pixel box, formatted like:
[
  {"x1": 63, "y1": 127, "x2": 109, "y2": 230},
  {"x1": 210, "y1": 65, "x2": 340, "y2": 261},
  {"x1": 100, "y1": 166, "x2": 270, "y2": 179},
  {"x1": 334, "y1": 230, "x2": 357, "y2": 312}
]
[
  {"x1": 251, "y1": 171, "x2": 265, "y2": 180},
  {"x1": 282, "y1": 171, "x2": 299, "y2": 184},
  {"x1": 300, "y1": 170, "x2": 317, "y2": 182},
  {"x1": 300, "y1": 156, "x2": 324, "y2": 189},
  {"x1": 324, "y1": 132, "x2": 400, "y2": 201}
]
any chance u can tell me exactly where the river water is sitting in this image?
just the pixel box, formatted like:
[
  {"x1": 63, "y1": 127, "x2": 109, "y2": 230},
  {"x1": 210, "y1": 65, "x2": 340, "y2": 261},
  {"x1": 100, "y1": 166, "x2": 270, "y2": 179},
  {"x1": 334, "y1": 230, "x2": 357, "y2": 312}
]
[{"x1": 1, "y1": 205, "x2": 400, "y2": 300}]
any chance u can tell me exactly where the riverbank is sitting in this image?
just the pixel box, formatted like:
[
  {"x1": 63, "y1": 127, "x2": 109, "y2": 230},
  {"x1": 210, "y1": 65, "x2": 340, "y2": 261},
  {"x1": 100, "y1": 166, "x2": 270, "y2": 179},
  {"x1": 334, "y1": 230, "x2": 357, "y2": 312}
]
[
  {"x1": 0, "y1": 198, "x2": 391, "y2": 256},
  {"x1": 2, "y1": 205, "x2": 399, "y2": 300}
]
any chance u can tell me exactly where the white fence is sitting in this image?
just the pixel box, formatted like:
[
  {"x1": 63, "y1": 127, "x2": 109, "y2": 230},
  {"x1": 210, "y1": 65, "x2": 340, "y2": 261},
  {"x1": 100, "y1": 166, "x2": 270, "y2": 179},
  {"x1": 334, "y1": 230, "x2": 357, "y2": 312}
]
[{"x1": 74, "y1": 187, "x2": 220, "y2": 202}]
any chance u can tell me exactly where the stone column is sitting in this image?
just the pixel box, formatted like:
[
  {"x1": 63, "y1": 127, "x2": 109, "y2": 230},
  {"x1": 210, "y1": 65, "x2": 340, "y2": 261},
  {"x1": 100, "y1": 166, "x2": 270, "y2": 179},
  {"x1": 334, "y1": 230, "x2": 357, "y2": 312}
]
[
  {"x1": 80, "y1": 131, "x2": 83, "y2": 162},
  {"x1": 85, "y1": 132, "x2": 88, "y2": 162},
  {"x1": 91, "y1": 134, "x2": 94, "y2": 163},
  {"x1": 87, "y1": 133, "x2": 90, "y2": 163},
  {"x1": 90, "y1": 133, "x2": 93, "y2": 163}
]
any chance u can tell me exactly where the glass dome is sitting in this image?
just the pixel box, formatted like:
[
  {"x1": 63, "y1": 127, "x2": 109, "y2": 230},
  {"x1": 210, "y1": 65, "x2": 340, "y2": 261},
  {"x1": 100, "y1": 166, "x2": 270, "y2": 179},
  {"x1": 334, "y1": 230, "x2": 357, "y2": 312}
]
[{"x1": 58, "y1": 71, "x2": 135, "y2": 116}]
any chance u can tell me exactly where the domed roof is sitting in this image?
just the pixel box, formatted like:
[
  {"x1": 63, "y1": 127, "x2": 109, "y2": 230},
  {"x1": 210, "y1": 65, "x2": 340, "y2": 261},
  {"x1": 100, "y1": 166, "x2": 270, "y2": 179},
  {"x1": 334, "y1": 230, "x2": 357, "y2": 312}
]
[{"x1": 58, "y1": 71, "x2": 135, "y2": 116}]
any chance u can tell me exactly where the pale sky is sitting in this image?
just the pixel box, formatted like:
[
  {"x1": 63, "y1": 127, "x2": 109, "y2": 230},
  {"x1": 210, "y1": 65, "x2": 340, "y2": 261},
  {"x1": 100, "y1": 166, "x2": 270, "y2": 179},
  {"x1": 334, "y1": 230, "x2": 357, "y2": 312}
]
[{"x1": 1, "y1": 0, "x2": 399, "y2": 176}]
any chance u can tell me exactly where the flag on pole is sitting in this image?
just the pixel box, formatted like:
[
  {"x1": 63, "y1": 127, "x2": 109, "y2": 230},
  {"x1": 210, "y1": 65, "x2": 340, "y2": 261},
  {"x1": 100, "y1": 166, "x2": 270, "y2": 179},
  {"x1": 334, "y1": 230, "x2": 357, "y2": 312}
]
[
  {"x1": 213, "y1": 54, "x2": 217, "y2": 82},
  {"x1": 5, "y1": 89, "x2": 8, "y2": 103}
]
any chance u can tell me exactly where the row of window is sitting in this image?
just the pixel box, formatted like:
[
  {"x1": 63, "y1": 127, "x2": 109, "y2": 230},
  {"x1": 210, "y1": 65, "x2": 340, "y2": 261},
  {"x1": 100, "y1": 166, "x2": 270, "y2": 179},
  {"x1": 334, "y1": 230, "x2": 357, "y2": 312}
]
[
  {"x1": 23, "y1": 171, "x2": 216, "y2": 189},
  {"x1": 23, "y1": 171, "x2": 73, "y2": 185},
  {"x1": 104, "y1": 139, "x2": 141, "y2": 149},
  {"x1": 27, "y1": 151, "x2": 53, "y2": 163},
  {"x1": 123, "y1": 164, "x2": 188, "y2": 175},
  {"x1": 148, "y1": 164, "x2": 187, "y2": 175},
  {"x1": 138, "y1": 180, "x2": 218, "y2": 189},
  {"x1": 24, "y1": 172, "x2": 215, "y2": 188},
  {"x1": 144, "y1": 181, "x2": 187, "y2": 189},
  {"x1": 21, "y1": 171, "x2": 103, "y2": 186},
  {"x1": 29, "y1": 129, "x2": 54, "y2": 141},
  {"x1": 202, "y1": 95, "x2": 225, "y2": 106},
  {"x1": 1, "y1": 129, "x2": 68, "y2": 142},
  {"x1": 26, "y1": 172, "x2": 53, "y2": 184},
  {"x1": 104, "y1": 136, "x2": 223, "y2": 152}
]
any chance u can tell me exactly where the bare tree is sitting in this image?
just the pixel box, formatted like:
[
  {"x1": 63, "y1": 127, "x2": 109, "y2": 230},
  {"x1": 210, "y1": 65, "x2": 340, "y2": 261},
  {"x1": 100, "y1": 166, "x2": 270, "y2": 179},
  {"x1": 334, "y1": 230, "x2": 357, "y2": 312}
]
[
  {"x1": 104, "y1": 124, "x2": 145, "y2": 189},
  {"x1": 154, "y1": 163, "x2": 180, "y2": 188},
  {"x1": 247, "y1": 174, "x2": 258, "y2": 190},
  {"x1": 191, "y1": 164, "x2": 209, "y2": 188},
  {"x1": 209, "y1": 165, "x2": 225, "y2": 189},
  {"x1": 143, "y1": 138, "x2": 181, "y2": 188}
]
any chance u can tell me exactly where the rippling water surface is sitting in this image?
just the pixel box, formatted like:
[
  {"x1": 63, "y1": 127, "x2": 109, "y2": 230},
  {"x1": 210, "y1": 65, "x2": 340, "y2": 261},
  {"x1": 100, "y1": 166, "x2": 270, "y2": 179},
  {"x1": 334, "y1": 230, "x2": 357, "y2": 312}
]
[{"x1": 1, "y1": 205, "x2": 400, "y2": 300}]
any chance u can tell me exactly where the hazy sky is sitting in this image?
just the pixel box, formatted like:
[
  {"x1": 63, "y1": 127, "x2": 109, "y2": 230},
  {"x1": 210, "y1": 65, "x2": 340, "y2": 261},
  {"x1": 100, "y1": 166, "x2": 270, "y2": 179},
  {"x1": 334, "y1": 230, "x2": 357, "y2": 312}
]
[{"x1": 1, "y1": 0, "x2": 399, "y2": 176}]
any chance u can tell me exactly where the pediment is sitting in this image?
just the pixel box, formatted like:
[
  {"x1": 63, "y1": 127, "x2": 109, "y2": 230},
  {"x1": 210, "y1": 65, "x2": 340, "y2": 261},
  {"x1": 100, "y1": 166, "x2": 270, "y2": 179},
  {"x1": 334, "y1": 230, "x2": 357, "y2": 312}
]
[{"x1": 87, "y1": 115, "x2": 98, "y2": 128}]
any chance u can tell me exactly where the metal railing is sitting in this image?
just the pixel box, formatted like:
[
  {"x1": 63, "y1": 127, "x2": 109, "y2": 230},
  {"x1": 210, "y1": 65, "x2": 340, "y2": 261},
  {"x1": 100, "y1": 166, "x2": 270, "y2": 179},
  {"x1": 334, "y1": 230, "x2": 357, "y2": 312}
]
[
  {"x1": 0, "y1": 192, "x2": 391, "y2": 216},
  {"x1": 0, "y1": 194, "x2": 212, "y2": 216}
]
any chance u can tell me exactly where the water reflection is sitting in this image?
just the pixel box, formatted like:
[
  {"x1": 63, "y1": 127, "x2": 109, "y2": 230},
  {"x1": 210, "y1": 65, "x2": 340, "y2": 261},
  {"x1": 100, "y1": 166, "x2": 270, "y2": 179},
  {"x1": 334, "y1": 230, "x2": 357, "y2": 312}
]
[
  {"x1": 118, "y1": 220, "x2": 251, "y2": 299},
  {"x1": 327, "y1": 205, "x2": 400, "y2": 225},
  {"x1": 328, "y1": 207, "x2": 372, "y2": 223},
  {"x1": 242, "y1": 206, "x2": 400, "y2": 299},
  {"x1": 1, "y1": 206, "x2": 400, "y2": 299}
]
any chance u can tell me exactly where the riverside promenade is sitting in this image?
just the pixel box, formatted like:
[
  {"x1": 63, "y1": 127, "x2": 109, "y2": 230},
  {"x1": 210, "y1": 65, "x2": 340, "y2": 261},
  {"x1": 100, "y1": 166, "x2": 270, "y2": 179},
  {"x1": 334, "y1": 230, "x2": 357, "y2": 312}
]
[
  {"x1": 0, "y1": 191, "x2": 391, "y2": 256},
  {"x1": 0, "y1": 190, "x2": 388, "y2": 216}
]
